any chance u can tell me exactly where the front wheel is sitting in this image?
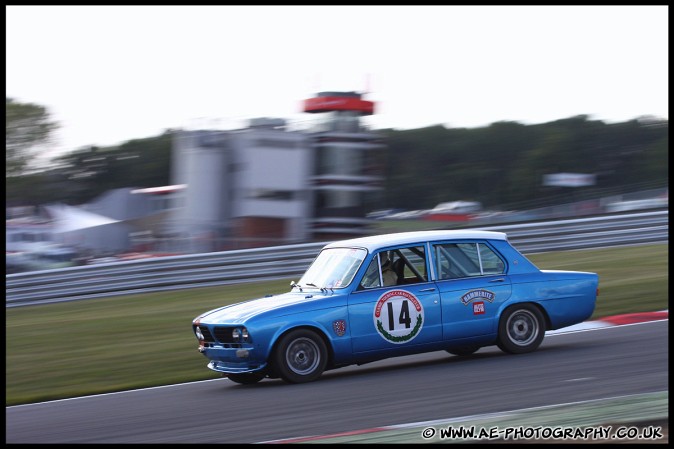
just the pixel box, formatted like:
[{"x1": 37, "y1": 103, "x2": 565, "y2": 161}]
[
  {"x1": 446, "y1": 345, "x2": 480, "y2": 356},
  {"x1": 272, "y1": 329, "x2": 327, "y2": 383},
  {"x1": 227, "y1": 372, "x2": 266, "y2": 384},
  {"x1": 497, "y1": 304, "x2": 545, "y2": 354}
]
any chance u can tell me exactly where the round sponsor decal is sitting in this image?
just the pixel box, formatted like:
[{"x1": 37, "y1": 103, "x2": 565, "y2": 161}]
[{"x1": 373, "y1": 289, "x2": 424, "y2": 344}]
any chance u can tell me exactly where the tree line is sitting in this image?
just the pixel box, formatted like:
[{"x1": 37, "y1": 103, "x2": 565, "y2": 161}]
[
  {"x1": 382, "y1": 116, "x2": 667, "y2": 211},
  {"x1": 6, "y1": 97, "x2": 668, "y2": 211}
]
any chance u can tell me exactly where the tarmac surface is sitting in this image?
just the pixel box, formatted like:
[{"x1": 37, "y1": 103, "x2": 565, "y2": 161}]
[{"x1": 265, "y1": 310, "x2": 669, "y2": 444}]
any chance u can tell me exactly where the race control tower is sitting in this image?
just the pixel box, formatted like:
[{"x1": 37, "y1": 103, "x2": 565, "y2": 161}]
[{"x1": 303, "y1": 91, "x2": 385, "y2": 240}]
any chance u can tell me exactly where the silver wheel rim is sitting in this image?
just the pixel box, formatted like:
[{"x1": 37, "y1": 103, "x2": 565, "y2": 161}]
[
  {"x1": 285, "y1": 337, "x2": 321, "y2": 375},
  {"x1": 506, "y1": 309, "x2": 539, "y2": 346}
]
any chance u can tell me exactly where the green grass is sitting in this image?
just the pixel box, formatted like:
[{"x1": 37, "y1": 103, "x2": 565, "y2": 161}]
[{"x1": 5, "y1": 244, "x2": 668, "y2": 406}]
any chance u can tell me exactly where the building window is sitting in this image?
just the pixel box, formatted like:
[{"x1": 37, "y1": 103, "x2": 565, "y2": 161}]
[
  {"x1": 316, "y1": 146, "x2": 366, "y2": 176},
  {"x1": 247, "y1": 189, "x2": 296, "y2": 201},
  {"x1": 254, "y1": 139, "x2": 297, "y2": 149}
]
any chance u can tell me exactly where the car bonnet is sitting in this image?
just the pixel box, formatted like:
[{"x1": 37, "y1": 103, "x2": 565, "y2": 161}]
[{"x1": 196, "y1": 291, "x2": 329, "y2": 324}]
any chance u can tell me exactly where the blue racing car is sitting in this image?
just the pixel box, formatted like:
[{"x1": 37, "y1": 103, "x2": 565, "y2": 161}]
[{"x1": 192, "y1": 230, "x2": 599, "y2": 384}]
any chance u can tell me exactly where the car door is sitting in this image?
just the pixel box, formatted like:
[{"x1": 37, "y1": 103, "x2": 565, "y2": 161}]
[
  {"x1": 431, "y1": 240, "x2": 512, "y2": 340},
  {"x1": 348, "y1": 244, "x2": 443, "y2": 355}
]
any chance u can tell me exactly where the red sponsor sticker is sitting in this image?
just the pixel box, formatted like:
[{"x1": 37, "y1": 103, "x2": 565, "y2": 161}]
[{"x1": 473, "y1": 301, "x2": 485, "y2": 315}]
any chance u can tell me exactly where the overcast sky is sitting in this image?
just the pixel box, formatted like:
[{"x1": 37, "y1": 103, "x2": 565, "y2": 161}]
[{"x1": 6, "y1": 5, "x2": 669, "y2": 161}]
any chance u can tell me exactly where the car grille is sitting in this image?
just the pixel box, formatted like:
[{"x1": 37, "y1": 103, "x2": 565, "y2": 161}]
[
  {"x1": 197, "y1": 325, "x2": 215, "y2": 343},
  {"x1": 213, "y1": 327, "x2": 237, "y2": 343},
  {"x1": 198, "y1": 325, "x2": 245, "y2": 346}
]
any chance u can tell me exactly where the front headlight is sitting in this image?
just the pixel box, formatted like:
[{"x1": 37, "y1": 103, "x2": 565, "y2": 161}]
[
  {"x1": 195, "y1": 326, "x2": 204, "y2": 340},
  {"x1": 232, "y1": 327, "x2": 250, "y2": 342}
]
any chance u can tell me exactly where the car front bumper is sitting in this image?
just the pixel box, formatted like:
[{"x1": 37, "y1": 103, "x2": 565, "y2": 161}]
[{"x1": 199, "y1": 344, "x2": 268, "y2": 374}]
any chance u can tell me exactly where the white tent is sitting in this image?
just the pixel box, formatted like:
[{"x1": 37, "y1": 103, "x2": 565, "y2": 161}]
[{"x1": 44, "y1": 204, "x2": 120, "y2": 233}]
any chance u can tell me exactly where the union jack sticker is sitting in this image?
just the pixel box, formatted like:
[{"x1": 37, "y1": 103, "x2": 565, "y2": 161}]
[{"x1": 333, "y1": 319, "x2": 347, "y2": 336}]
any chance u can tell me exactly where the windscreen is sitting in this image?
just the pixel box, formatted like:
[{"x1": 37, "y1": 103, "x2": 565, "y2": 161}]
[{"x1": 297, "y1": 247, "x2": 367, "y2": 289}]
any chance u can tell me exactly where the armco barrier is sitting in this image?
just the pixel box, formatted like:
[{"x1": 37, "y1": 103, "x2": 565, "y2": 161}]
[{"x1": 5, "y1": 211, "x2": 668, "y2": 308}]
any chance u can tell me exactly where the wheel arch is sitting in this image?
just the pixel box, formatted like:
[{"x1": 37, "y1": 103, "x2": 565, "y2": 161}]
[
  {"x1": 499, "y1": 301, "x2": 552, "y2": 331},
  {"x1": 269, "y1": 325, "x2": 335, "y2": 370}
]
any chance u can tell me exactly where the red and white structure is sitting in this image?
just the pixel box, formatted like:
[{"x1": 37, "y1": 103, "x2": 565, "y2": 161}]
[{"x1": 302, "y1": 91, "x2": 385, "y2": 239}]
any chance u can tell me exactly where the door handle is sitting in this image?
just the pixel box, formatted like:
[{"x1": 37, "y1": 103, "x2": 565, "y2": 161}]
[
  {"x1": 489, "y1": 278, "x2": 506, "y2": 283},
  {"x1": 419, "y1": 287, "x2": 436, "y2": 292}
]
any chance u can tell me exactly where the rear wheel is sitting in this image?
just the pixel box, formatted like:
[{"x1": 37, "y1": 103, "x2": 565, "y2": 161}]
[
  {"x1": 273, "y1": 329, "x2": 327, "y2": 383},
  {"x1": 497, "y1": 304, "x2": 545, "y2": 354}
]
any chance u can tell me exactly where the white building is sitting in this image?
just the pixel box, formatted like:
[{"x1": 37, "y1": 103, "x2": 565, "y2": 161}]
[
  {"x1": 6, "y1": 91, "x2": 387, "y2": 265},
  {"x1": 170, "y1": 118, "x2": 313, "y2": 251},
  {"x1": 167, "y1": 92, "x2": 386, "y2": 251},
  {"x1": 164, "y1": 92, "x2": 386, "y2": 252}
]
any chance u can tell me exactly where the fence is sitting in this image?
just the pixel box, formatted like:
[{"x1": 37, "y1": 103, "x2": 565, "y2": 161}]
[{"x1": 6, "y1": 211, "x2": 668, "y2": 308}]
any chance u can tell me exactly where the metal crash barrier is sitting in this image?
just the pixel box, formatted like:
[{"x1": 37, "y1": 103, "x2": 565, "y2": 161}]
[{"x1": 5, "y1": 211, "x2": 668, "y2": 308}]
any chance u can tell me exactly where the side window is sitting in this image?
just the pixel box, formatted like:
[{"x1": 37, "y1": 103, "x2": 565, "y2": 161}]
[
  {"x1": 358, "y1": 246, "x2": 428, "y2": 289},
  {"x1": 435, "y1": 245, "x2": 454, "y2": 279},
  {"x1": 435, "y1": 243, "x2": 479, "y2": 279},
  {"x1": 359, "y1": 254, "x2": 383, "y2": 289},
  {"x1": 434, "y1": 242, "x2": 505, "y2": 279},
  {"x1": 478, "y1": 244, "x2": 505, "y2": 274},
  {"x1": 396, "y1": 246, "x2": 428, "y2": 283}
]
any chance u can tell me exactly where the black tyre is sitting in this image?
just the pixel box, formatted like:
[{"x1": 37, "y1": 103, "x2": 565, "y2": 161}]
[
  {"x1": 497, "y1": 304, "x2": 545, "y2": 354},
  {"x1": 272, "y1": 329, "x2": 327, "y2": 383},
  {"x1": 446, "y1": 345, "x2": 480, "y2": 356},
  {"x1": 227, "y1": 372, "x2": 266, "y2": 385}
]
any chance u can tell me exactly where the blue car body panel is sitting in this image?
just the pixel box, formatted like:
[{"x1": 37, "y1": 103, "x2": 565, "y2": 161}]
[{"x1": 192, "y1": 230, "x2": 599, "y2": 377}]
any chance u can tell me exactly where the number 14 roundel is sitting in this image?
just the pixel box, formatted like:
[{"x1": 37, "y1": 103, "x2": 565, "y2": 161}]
[{"x1": 373, "y1": 290, "x2": 424, "y2": 344}]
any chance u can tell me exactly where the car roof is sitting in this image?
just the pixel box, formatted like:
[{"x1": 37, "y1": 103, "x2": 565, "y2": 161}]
[{"x1": 323, "y1": 230, "x2": 507, "y2": 252}]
